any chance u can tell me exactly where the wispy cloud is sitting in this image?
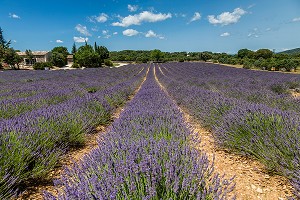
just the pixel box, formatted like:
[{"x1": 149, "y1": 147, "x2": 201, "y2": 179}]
[
  {"x1": 96, "y1": 13, "x2": 108, "y2": 23},
  {"x1": 292, "y1": 17, "x2": 300, "y2": 22},
  {"x1": 220, "y1": 32, "x2": 230, "y2": 37},
  {"x1": 145, "y1": 30, "x2": 164, "y2": 39},
  {"x1": 189, "y1": 12, "x2": 201, "y2": 23},
  {"x1": 208, "y1": 8, "x2": 246, "y2": 26},
  {"x1": 9, "y1": 13, "x2": 20, "y2": 19},
  {"x1": 128, "y1": 4, "x2": 138, "y2": 12},
  {"x1": 113, "y1": 32, "x2": 118, "y2": 35},
  {"x1": 123, "y1": 29, "x2": 139, "y2": 36},
  {"x1": 56, "y1": 39, "x2": 64, "y2": 43},
  {"x1": 247, "y1": 4, "x2": 256, "y2": 9},
  {"x1": 102, "y1": 30, "x2": 111, "y2": 39},
  {"x1": 73, "y1": 36, "x2": 88, "y2": 43},
  {"x1": 88, "y1": 13, "x2": 108, "y2": 23},
  {"x1": 112, "y1": 11, "x2": 172, "y2": 27},
  {"x1": 75, "y1": 24, "x2": 91, "y2": 36}
]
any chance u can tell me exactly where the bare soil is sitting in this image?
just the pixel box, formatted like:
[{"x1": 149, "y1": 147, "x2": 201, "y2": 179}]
[
  {"x1": 15, "y1": 67, "x2": 149, "y2": 200},
  {"x1": 154, "y1": 66, "x2": 294, "y2": 200}
]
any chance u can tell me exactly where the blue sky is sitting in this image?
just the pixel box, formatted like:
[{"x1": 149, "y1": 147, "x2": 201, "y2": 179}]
[{"x1": 1, "y1": 0, "x2": 300, "y2": 53}]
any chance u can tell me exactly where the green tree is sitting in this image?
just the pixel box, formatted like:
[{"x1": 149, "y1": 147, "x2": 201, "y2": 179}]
[
  {"x1": 51, "y1": 51, "x2": 66, "y2": 67},
  {"x1": 71, "y1": 42, "x2": 77, "y2": 54},
  {"x1": 237, "y1": 48, "x2": 254, "y2": 59},
  {"x1": 75, "y1": 45, "x2": 101, "y2": 68},
  {"x1": 0, "y1": 27, "x2": 11, "y2": 67},
  {"x1": 51, "y1": 46, "x2": 69, "y2": 67},
  {"x1": 0, "y1": 27, "x2": 10, "y2": 49},
  {"x1": 3, "y1": 48, "x2": 22, "y2": 69},
  {"x1": 97, "y1": 46, "x2": 109, "y2": 61},
  {"x1": 255, "y1": 49, "x2": 273, "y2": 59},
  {"x1": 151, "y1": 49, "x2": 164, "y2": 62},
  {"x1": 25, "y1": 49, "x2": 35, "y2": 65},
  {"x1": 199, "y1": 52, "x2": 212, "y2": 62}
]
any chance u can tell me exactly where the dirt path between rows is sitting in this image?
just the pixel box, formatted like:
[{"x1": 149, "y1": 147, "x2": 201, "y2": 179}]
[
  {"x1": 16, "y1": 67, "x2": 150, "y2": 200},
  {"x1": 154, "y1": 65, "x2": 294, "y2": 200}
]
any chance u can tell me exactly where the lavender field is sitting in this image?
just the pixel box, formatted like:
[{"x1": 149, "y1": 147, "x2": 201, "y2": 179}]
[
  {"x1": 156, "y1": 62, "x2": 300, "y2": 198},
  {"x1": 1, "y1": 62, "x2": 300, "y2": 199},
  {"x1": 0, "y1": 65, "x2": 147, "y2": 199}
]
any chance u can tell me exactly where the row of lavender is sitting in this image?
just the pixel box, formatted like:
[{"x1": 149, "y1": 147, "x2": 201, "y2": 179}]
[
  {"x1": 0, "y1": 67, "x2": 139, "y2": 120},
  {"x1": 0, "y1": 65, "x2": 147, "y2": 199},
  {"x1": 156, "y1": 62, "x2": 300, "y2": 198},
  {"x1": 45, "y1": 66, "x2": 234, "y2": 199}
]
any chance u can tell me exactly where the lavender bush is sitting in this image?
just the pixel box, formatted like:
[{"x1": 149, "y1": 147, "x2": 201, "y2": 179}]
[
  {"x1": 0, "y1": 65, "x2": 147, "y2": 199},
  {"x1": 45, "y1": 65, "x2": 234, "y2": 200},
  {"x1": 156, "y1": 62, "x2": 300, "y2": 197}
]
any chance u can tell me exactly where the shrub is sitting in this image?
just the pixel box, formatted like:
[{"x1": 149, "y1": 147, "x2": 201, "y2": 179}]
[
  {"x1": 33, "y1": 62, "x2": 53, "y2": 70},
  {"x1": 71, "y1": 62, "x2": 80, "y2": 68},
  {"x1": 104, "y1": 59, "x2": 114, "y2": 67},
  {"x1": 243, "y1": 60, "x2": 253, "y2": 69}
]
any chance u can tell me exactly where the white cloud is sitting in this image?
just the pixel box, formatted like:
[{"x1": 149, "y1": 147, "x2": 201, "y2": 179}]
[
  {"x1": 248, "y1": 28, "x2": 260, "y2": 38},
  {"x1": 145, "y1": 30, "x2": 164, "y2": 39},
  {"x1": 128, "y1": 4, "x2": 138, "y2": 12},
  {"x1": 9, "y1": 13, "x2": 20, "y2": 19},
  {"x1": 112, "y1": 11, "x2": 172, "y2": 27},
  {"x1": 56, "y1": 39, "x2": 64, "y2": 43},
  {"x1": 12, "y1": 40, "x2": 17, "y2": 43},
  {"x1": 102, "y1": 30, "x2": 108, "y2": 35},
  {"x1": 208, "y1": 8, "x2": 246, "y2": 26},
  {"x1": 113, "y1": 32, "x2": 118, "y2": 35},
  {"x1": 75, "y1": 24, "x2": 91, "y2": 36},
  {"x1": 220, "y1": 32, "x2": 230, "y2": 37},
  {"x1": 73, "y1": 36, "x2": 88, "y2": 43},
  {"x1": 123, "y1": 29, "x2": 139, "y2": 36},
  {"x1": 189, "y1": 12, "x2": 201, "y2": 23},
  {"x1": 96, "y1": 13, "x2": 108, "y2": 23},
  {"x1": 145, "y1": 30, "x2": 157, "y2": 38},
  {"x1": 292, "y1": 17, "x2": 300, "y2": 22},
  {"x1": 248, "y1": 33, "x2": 259, "y2": 38}
]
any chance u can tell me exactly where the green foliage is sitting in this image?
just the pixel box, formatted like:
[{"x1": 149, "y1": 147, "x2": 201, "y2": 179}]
[
  {"x1": 3, "y1": 48, "x2": 22, "y2": 69},
  {"x1": 50, "y1": 51, "x2": 66, "y2": 67},
  {"x1": 75, "y1": 45, "x2": 101, "y2": 68},
  {"x1": 243, "y1": 58, "x2": 253, "y2": 69},
  {"x1": 238, "y1": 48, "x2": 254, "y2": 59},
  {"x1": 199, "y1": 52, "x2": 212, "y2": 62},
  {"x1": 255, "y1": 49, "x2": 273, "y2": 59},
  {"x1": 71, "y1": 42, "x2": 77, "y2": 54},
  {"x1": 33, "y1": 62, "x2": 52, "y2": 70},
  {"x1": 96, "y1": 44, "x2": 109, "y2": 61},
  {"x1": 71, "y1": 62, "x2": 80, "y2": 68},
  {"x1": 51, "y1": 46, "x2": 69, "y2": 67},
  {"x1": 270, "y1": 84, "x2": 288, "y2": 95},
  {"x1": 104, "y1": 59, "x2": 114, "y2": 66},
  {"x1": 151, "y1": 49, "x2": 164, "y2": 62},
  {"x1": 0, "y1": 27, "x2": 11, "y2": 49}
]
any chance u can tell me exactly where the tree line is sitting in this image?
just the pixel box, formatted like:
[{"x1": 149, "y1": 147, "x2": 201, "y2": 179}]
[
  {"x1": 1, "y1": 26, "x2": 299, "y2": 71},
  {"x1": 0, "y1": 27, "x2": 111, "y2": 70}
]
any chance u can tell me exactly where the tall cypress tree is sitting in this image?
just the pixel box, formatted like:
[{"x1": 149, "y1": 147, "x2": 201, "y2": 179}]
[
  {"x1": 71, "y1": 42, "x2": 77, "y2": 54},
  {"x1": 0, "y1": 27, "x2": 10, "y2": 48}
]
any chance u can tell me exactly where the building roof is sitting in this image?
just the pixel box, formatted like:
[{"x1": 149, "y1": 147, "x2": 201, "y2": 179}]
[
  {"x1": 17, "y1": 51, "x2": 50, "y2": 56},
  {"x1": 67, "y1": 55, "x2": 73, "y2": 59}
]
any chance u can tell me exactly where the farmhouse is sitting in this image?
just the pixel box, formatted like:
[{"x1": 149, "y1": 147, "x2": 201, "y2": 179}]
[{"x1": 17, "y1": 51, "x2": 52, "y2": 66}]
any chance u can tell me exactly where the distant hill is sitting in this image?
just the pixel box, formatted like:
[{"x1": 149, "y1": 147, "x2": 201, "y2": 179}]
[{"x1": 278, "y1": 48, "x2": 300, "y2": 55}]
